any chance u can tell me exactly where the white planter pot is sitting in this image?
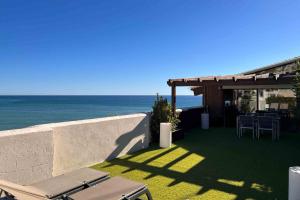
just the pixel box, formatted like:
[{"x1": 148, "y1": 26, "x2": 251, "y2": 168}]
[
  {"x1": 201, "y1": 113, "x2": 209, "y2": 129},
  {"x1": 289, "y1": 166, "x2": 300, "y2": 200},
  {"x1": 160, "y1": 123, "x2": 172, "y2": 148}
]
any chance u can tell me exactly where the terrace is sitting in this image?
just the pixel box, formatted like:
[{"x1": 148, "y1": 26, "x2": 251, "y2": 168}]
[
  {"x1": 86, "y1": 58, "x2": 300, "y2": 200},
  {"x1": 92, "y1": 127, "x2": 300, "y2": 200},
  {"x1": 0, "y1": 57, "x2": 299, "y2": 199}
]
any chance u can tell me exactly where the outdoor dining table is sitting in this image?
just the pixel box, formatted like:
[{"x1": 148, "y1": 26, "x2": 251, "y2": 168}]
[{"x1": 237, "y1": 114, "x2": 280, "y2": 140}]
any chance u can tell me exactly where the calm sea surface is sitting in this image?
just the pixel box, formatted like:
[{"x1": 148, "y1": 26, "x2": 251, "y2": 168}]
[{"x1": 0, "y1": 95, "x2": 202, "y2": 131}]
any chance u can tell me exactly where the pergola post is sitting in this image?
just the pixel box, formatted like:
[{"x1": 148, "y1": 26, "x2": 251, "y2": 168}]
[
  {"x1": 171, "y1": 85, "x2": 176, "y2": 116},
  {"x1": 203, "y1": 86, "x2": 207, "y2": 107},
  {"x1": 256, "y1": 89, "x2": 259, "y2": 111}
]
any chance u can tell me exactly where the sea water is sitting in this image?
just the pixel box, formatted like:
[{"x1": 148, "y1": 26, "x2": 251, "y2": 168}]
[{"x1": 0, "y1": 95, "x2": 202, "y2": 131}]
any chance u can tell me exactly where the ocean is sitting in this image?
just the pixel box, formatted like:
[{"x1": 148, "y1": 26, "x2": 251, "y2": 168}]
[{"x1": 0, "y1": 95, "x2": 202, "y2": 131}]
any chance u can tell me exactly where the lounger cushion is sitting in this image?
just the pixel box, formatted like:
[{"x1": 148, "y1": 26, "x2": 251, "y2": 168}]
[
  {"x1": 69, "y1": 176, "x2": 146, "y2": 200},
  {"x1": 27, "y1": 168, "x2": 109, "y2": 198},
  {"x1": 0, "y1": 180, "x2": 48, "y2": 198}
]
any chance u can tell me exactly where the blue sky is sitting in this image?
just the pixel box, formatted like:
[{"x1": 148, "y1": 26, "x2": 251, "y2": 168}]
[{"x1": 1, "y1": 0, "x2": 300, "y2": 95}]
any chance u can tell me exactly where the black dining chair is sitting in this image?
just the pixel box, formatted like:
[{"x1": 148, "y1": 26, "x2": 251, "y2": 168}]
[
  {"x1": 256, "y1": 116, "x2": 277, "y2": 140},
  {"x1": 237, "y1": 115, "x2": 255, "y2": 139}
]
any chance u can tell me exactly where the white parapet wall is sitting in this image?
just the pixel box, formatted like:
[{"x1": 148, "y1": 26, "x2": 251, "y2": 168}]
[
  {"x1": 0, "y1": 113, "x2": 150, "y2": 184},
  {"x1": 49, "y1": 113, "x2": 150, "y2": 176},
  {"x1": 0, "y1": 127, "x2": 54, "y2": 185}
]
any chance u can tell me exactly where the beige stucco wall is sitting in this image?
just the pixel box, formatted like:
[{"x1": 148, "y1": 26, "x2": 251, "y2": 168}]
[
  {"x1": 0, "y1": 127, "x2": 54, "y2": 185},
  {"x1": 48, "y1": 113, "x2": 150, "y2": 176},
  {"x1": 0, "y1": 113, "x2": 150, "y2": 184}
]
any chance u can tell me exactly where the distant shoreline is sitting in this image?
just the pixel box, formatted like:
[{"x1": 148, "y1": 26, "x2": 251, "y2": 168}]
[{"x1": 0, "y1": 94, "x2": 196, "y2": 96}]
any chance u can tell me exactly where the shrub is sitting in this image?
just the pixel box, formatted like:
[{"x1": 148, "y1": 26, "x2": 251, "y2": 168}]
[
  {"x1": 266, "y1": 95, "x2": 296, "y2": 108},
  {"x1": 240, "y1": 90, "x2": 255, "y2": 113},
  {"x1": 150, "y1": 94, "x2": 180, "y2": 143}
]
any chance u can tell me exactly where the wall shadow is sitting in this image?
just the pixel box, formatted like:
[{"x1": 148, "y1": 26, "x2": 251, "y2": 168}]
[{"x1": 106, "y1": 115, "x2": 150, "y2": 160}]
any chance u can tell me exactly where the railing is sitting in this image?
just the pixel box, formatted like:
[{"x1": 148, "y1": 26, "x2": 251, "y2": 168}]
[{"x1": 177, "y1": 106, "x2": 204, "y2": 130}]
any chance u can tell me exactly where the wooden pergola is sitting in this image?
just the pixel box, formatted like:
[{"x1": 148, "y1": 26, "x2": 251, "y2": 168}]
[{"x1": 168, "y1": 73, "x2": 295, "y2": 116}]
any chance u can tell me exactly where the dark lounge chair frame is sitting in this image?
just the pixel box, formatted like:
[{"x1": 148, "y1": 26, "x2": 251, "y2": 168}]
[{"x1": 120, "y1": 186, "x2": 153, "y2": 200}]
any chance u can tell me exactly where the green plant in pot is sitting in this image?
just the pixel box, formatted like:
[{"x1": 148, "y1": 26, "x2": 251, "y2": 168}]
[
  {"x1": 240, "y1": 90, "x2": 255, "y2": 113},
  {"x1": 266, "y1": 95, "x2": 296, "y2": 109},
  {"x1": 150, "y1": 94, "x2": 180, "y2": 143}
]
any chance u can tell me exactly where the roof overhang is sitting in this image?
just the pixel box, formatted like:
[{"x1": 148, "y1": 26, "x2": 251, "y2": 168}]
[
  {"x1": 168, "y1": 73, "x2": 295, "y2": 87},
  {"x1": 241, "y1": 56, "x2": 300, "y2": 75},
  {"x1": 169, "y1": 73, "x2": 295, "y2": 96}
]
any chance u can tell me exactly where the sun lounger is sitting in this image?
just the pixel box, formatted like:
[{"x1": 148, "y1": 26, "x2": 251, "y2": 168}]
[
  {"x1": 68, "y1": 176, "x2": 153, "y2": 200},
  {"x1": 0, "y1": 168, "x2": 109, "y2": 200},
  {"x1": 0, "y1": 168, "x2": 153, "y2": 200}
]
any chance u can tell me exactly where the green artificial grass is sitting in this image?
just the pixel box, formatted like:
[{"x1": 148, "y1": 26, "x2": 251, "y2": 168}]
[{"x1": 92, "y1": 128, "x2": 300, "y2": 200}]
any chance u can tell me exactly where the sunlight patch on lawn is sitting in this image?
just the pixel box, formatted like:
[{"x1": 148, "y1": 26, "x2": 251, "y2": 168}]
[
  {"x1": 127, "y1": 146, "x2": 177, "y2": 163},
  {"x1": 168, "y1": 153, "x2": 205, "y2": 173},
  {"x1": 121, "y1": 168, "x2": 153, "y2": 180},
  {"x1": 194, "y1": 189, "x2": 237, "y2": 200},
  {"x1": 145, "y1": 176, "x2": 202, "y2": 200},
  {"x1": 147, "y1": 147, "x2": 189, "y2": 168},
  {"x1": 167, "y1": 181, "x2": 203, "y2": 200},
  {"x1": 251, "y1": 183, "x2": 272, "y2": 193},
  {"x1": 92, "y1": 162, "x2": 130, "y2": 175},
  {"x1": 217, "y1": 178, "x2": 244, "y2": 187}
]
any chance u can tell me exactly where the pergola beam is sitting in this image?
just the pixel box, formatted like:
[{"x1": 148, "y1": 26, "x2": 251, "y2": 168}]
[
  {"x1": 168, "y1": 76, "x2": 294, "y2": 87},
  {"x1": 222, "y1": 84, "x2": 293, "y2": 90}
]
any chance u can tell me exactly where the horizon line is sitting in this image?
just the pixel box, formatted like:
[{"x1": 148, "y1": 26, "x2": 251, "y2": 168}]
[{"x1": 0, "y1": 94, "x2": 197, "y2": 96}]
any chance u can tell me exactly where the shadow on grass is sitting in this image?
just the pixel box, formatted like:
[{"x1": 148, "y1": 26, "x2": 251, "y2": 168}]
[{"x1": 93, "y1": 128, "x2": 300, "y2": 199}]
